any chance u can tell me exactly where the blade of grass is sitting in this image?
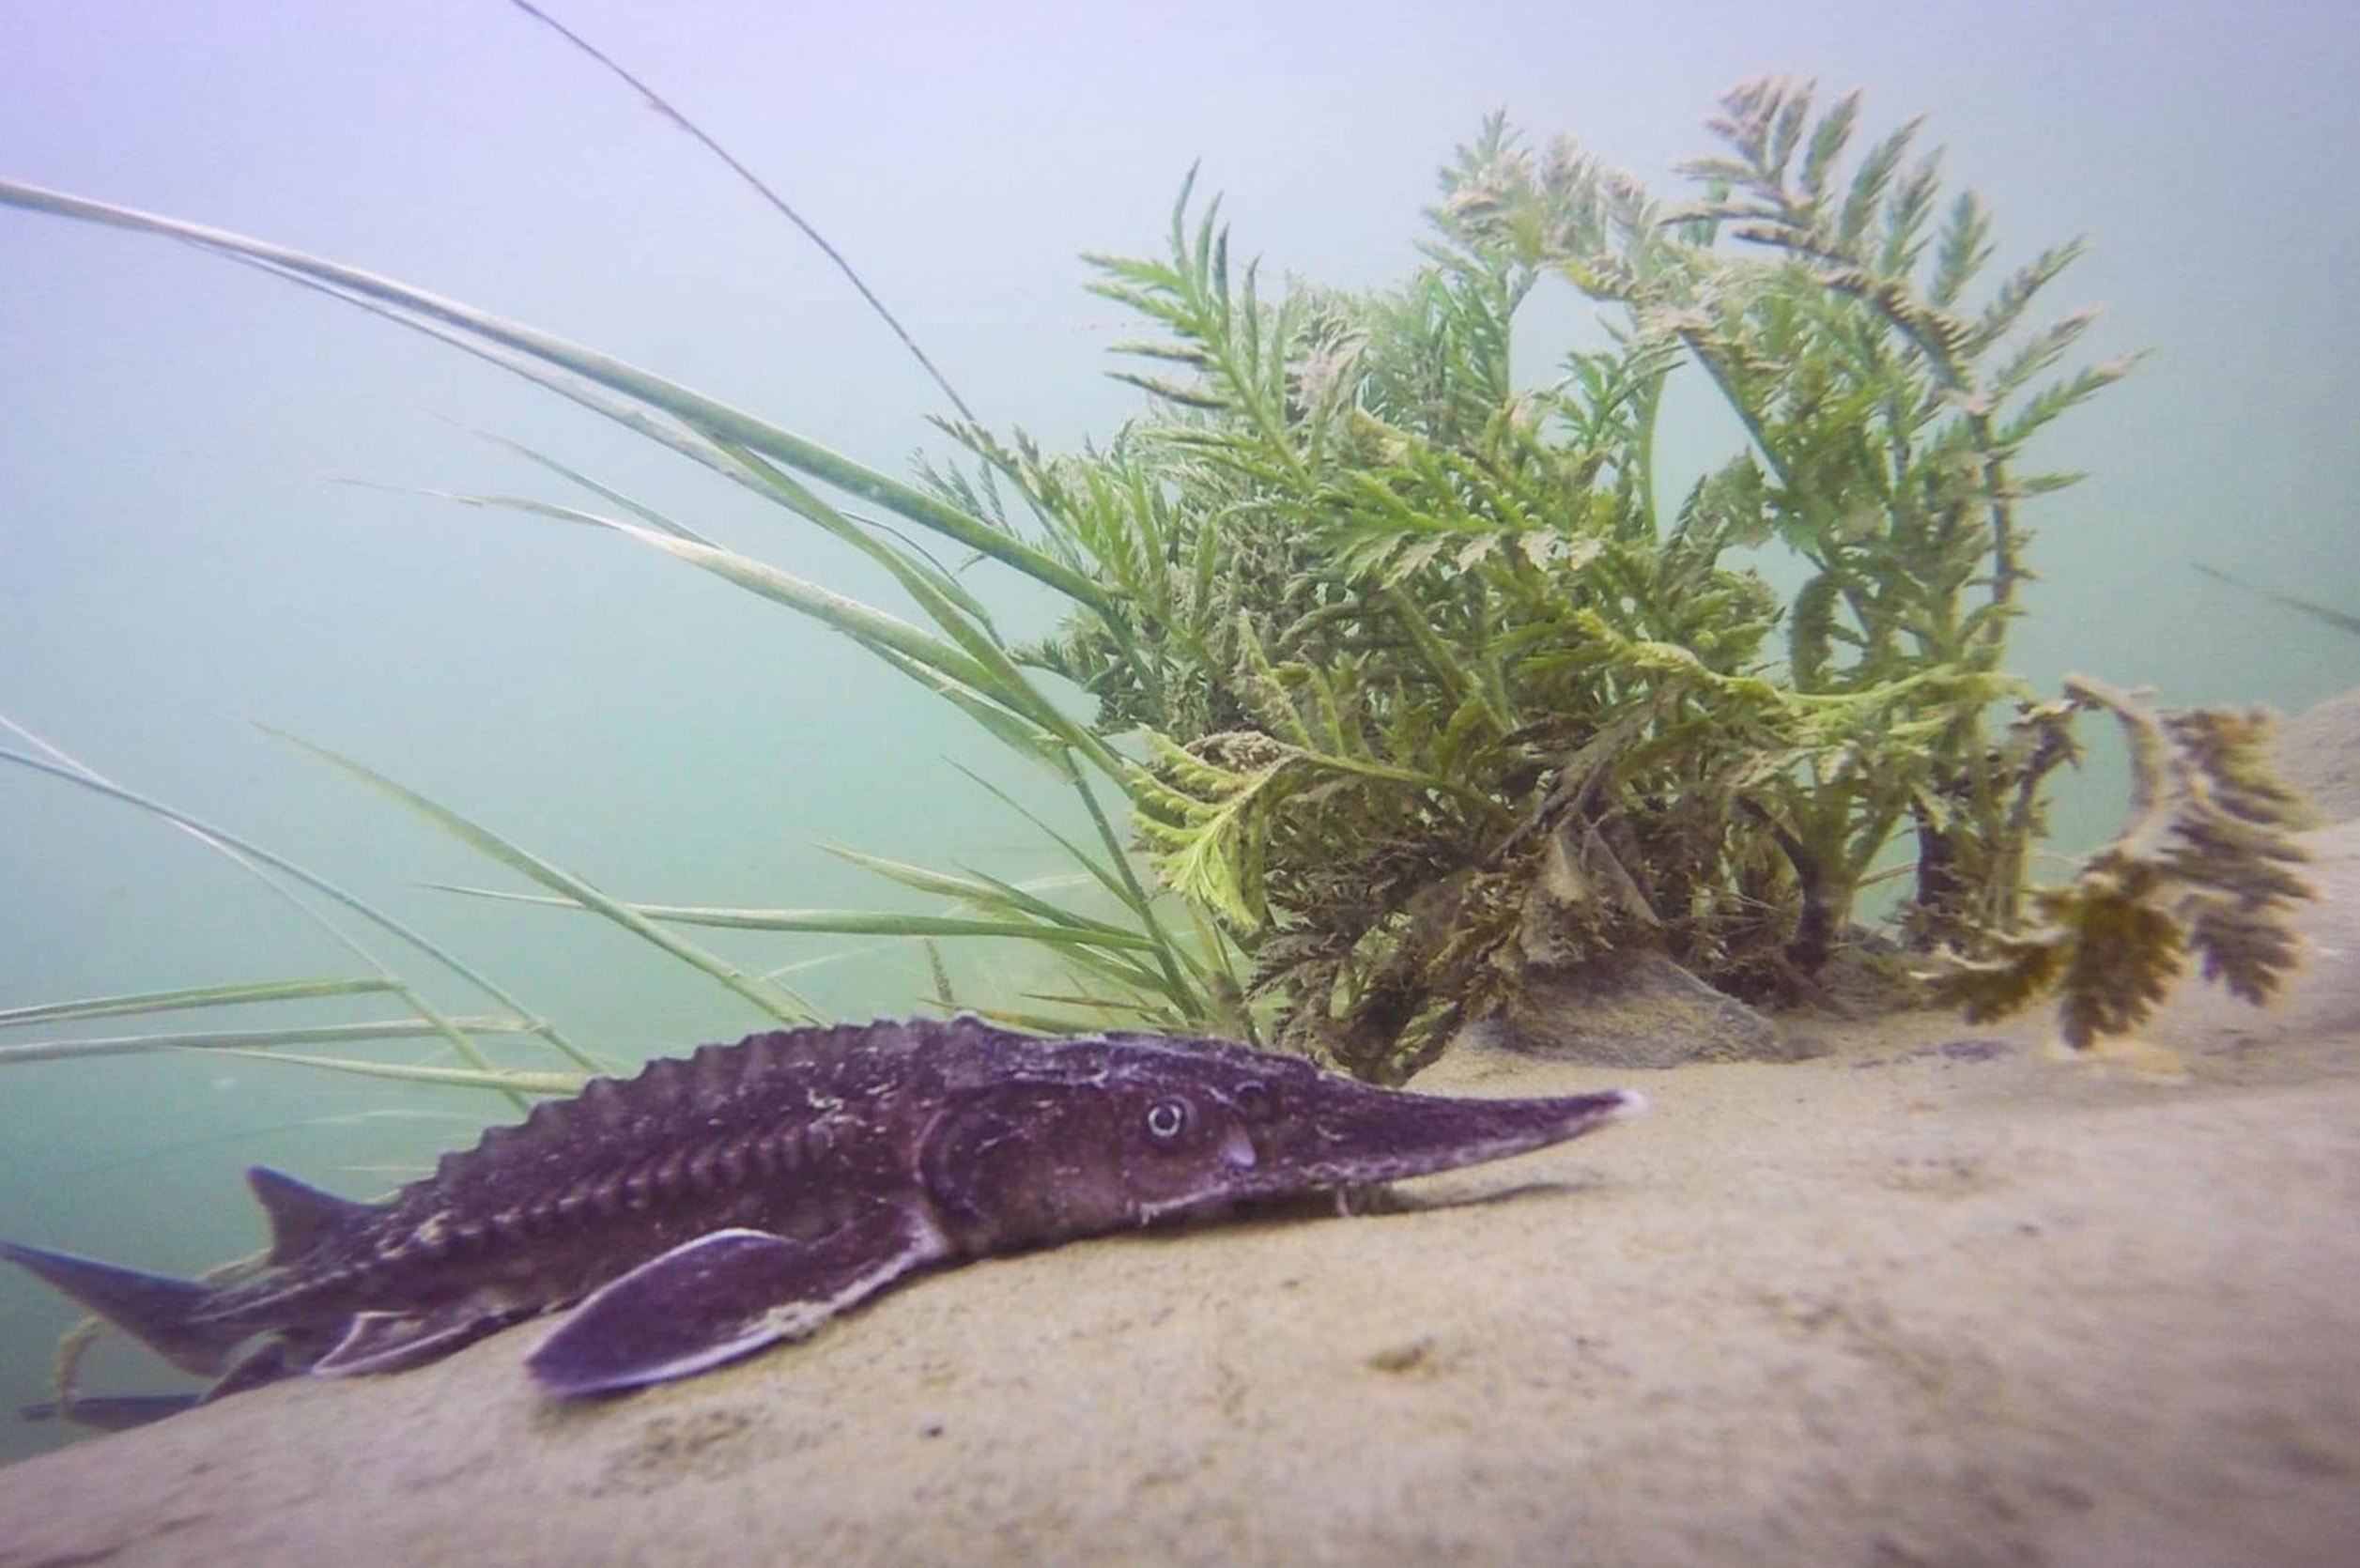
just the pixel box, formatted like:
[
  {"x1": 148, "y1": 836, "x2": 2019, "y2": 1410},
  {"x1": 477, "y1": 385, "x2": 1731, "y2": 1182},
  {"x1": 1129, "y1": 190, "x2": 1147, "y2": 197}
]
[
  {"x1": 1015, "y1": 990, "x2": 1152, "y2": 1013},
  {"x1": 0, "y1": 978, "x2": 404, "y2": 1029},
  {"x1": 949, "y1": 761, "x2": 1143, "y2": 910},
  {"x1": 389, "y1": 489, "x2": 1030, "y2": 715},
  {"x1": 810, "y1": 846, "x2": 1183, "y2": 1003},
  {"x1": 0, "y1": 1016, "x2": 540, "y2": 1068},
  {"x1": 203, "y1": 1049, "x2": 584, "y2": 1096},
  {"x1": 1, "y1": 716, "x2": 534, "y2": 1093},
  {"x1": 0, "y1": 178, "x2": 1114, "y2": 614},
  {"x1": 1066, "y1": 769, "x2": 1197, "y2": 1007},
  {"x1": 957, "y1": 1004, "x2": 1131, "y2": 1035},
  {"x1": 60, "y1": 1108, "x2": 491, "y2": 1180},
  {"x1": 389, "y1": 418, "x2": 1081, "y2": 782},
  {"x1": 763, "y1": 937, "x2": 906, "y2": 980},
  {"x1": 262, "y1": 729, "x2": 817, "y2": 1024},
  {"x1": 438, "y1": 873, "x2": 1183, "y2": 1002},
  {"x1": 435, "y1": 420, "x2": 717, "y2": 544},
  {"x1": 504, "y1": 0, "x2": 980, "y2": 423},
  {"x1": 0, "y1": 739, "x2": 599, "y2": 1096},
  {"x1": 240, "y1": 269, "x2": 1116, "y2": 788},
  {"x1": 702, "y1": 442, "x2": 1049, "y2": 700},
  {"x1": 286, "y1": 272, "x2": 1009, "y2": 629},
  {"x1": 419, "y1": 884, "x2": 1161, "y2": 948},
  {"x1": 819, "y1": 845, "x2": 1147, "y2": 939},
  {"x1": 869, "y1": 648, "x2": 1076, "y2": 776}
]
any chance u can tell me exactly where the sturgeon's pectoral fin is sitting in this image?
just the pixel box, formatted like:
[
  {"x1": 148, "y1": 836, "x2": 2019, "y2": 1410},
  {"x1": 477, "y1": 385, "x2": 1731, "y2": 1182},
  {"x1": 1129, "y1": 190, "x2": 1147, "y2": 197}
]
[
  {"x1": 312, "y1": 1302, "x2": 525, "y2": 1377},
  {"x1": 527, "y1": 1208, "x2": 947, "y2": 1398},
  {"x1": 202, "y1": 1338, "x2": 294, "y2": 1401}
]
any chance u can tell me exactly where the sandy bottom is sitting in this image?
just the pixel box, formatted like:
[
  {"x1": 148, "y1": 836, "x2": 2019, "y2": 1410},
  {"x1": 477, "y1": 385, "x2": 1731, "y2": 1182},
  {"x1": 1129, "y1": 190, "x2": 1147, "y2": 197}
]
[{"x1": 4, "y1": 833, "x2": 2358, "y2": 1567}]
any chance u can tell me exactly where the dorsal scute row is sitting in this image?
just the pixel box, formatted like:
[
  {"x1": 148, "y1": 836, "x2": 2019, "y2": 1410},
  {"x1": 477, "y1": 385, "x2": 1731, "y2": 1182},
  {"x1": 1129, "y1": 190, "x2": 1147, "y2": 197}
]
[{"x1": 398, "y1": 1018, "x2": 1006, "y2": 1210}]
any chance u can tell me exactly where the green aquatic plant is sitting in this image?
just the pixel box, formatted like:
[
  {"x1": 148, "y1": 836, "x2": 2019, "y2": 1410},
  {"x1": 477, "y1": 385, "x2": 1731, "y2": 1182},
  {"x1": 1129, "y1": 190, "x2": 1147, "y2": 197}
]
[{"x1": 928, "y1": 82, "x2": 2155, "y2": 1076}]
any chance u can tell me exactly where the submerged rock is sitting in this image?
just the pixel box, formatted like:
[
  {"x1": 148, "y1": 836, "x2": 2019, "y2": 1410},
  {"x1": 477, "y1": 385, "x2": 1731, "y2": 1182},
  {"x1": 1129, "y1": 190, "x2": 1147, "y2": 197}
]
[{"x1": 1478, "y1": 950, "x2": 1808, "y2": 1068}]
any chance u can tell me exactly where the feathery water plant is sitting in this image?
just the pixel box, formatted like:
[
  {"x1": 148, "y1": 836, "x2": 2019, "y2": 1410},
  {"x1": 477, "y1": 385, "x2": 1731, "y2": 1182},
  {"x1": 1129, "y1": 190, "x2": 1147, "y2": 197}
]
[{"x1": 928, "y1": 83, "x2": 2157, "y2": 1075}]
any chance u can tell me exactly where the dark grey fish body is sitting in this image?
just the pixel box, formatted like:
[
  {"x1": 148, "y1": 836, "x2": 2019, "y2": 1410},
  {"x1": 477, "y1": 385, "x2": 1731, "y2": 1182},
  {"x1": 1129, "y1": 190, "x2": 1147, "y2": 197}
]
[{"x1": 3, "y1": 1017, "x2": 1641, "y2": 1414}]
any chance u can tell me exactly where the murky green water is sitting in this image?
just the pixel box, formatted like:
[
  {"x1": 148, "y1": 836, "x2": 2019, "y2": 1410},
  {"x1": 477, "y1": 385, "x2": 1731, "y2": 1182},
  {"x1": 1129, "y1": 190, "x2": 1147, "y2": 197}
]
[{"x1": 3, "y1": 0, "x2": 2352, "y2": 1464}]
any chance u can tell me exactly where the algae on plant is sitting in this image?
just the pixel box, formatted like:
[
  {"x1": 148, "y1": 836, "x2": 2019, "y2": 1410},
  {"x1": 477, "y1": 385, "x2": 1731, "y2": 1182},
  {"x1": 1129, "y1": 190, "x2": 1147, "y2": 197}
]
[{"x1": 1929, "y1": 677, "x2": 2313, "y2": 1046}]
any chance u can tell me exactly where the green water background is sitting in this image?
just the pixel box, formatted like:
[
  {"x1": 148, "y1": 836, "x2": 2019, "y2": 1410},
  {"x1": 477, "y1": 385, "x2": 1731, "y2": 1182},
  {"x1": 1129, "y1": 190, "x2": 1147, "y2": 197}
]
[{"x1": 2, "y1": 0, "x2": 2352, "y2": 1462}]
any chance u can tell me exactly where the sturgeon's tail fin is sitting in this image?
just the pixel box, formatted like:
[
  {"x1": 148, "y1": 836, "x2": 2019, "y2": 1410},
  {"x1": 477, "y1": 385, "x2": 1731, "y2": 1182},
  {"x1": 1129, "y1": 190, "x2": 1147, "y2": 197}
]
[{"x1": 0, "y1": 1240, "x2": 243, "y2": 1377}]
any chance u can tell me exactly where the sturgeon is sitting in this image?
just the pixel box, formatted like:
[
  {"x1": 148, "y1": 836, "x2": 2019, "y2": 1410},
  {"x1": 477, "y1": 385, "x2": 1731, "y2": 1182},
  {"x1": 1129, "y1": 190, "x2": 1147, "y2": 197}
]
[{"x1": 4, "y1": 1017, "x2": 1641, "y2": 1420}]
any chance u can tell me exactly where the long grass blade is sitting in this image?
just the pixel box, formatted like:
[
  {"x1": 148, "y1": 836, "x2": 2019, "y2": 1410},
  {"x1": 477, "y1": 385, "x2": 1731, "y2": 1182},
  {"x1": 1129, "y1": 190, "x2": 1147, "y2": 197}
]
[
  {"x1": 203, "y1": 1050, "x2": 585, "y2": 1096},
  {"x1": 0, "y1": 177, "x2": 1113, "y2": 614},
  {"x1": 957, "y1": 1003, "x2": 1140, "y2": 1035},
  {"x1": 503, "y1": 0, "x2": 979, "y2": 423},
  {"x1": 819, "y1": 845, "x2": 1144, "y2": 938},
  {"x1": 0, "y1": 742, "x2": 598, "y2": 1094},
  {"x1": 228, "y1": 269, "x2": 1102, "y2": 786},
  {"x1": 0, "y1": 1017, "x2": 540, "y2": 1068},
  {"x1": 0, "y1": 978, "x2": 403, "y2": 1029},
  {"x1": 869, "y1": 648, "x2": 1075, "y2": 775},
  {"x1": 0, "y1": 716, "x2": 542, "y2": 1103},
  {"x1": 60, "y1": 1108, "x2": 492, "y2": 1181},
  {"x1": 436, "y1": 421, "x2": 717, "y2": 544},
  {"x1": 810, "y1": 845, "x2": 1181, "y2": 1005},
  {"x1": 262, "y1": 730, "x2": 817, "y2": 1023},
  {"x1": 405, "y1": 490, "x2": 1026, "y2": 711},
  {"x1": 949, "y1": 762, "x2": 1137, "y2": 908},
  {"x1": 420, "y1": 884, "x2": 1161, "y2": 948}
]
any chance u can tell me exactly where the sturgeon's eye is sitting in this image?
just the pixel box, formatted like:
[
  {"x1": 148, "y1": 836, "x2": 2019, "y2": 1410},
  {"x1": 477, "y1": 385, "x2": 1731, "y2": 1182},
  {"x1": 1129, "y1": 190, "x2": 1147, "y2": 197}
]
[{"x1": 1143, "y1": 1098, "x2": 1192, "y2": 1144}]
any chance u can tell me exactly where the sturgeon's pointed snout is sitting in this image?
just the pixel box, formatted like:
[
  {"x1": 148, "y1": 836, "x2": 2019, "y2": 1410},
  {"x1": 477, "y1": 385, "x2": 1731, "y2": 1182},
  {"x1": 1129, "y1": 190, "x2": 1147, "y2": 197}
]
[{"x1": 1268, "y1": 1080, "x2": 1646, "y2": 1189}]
